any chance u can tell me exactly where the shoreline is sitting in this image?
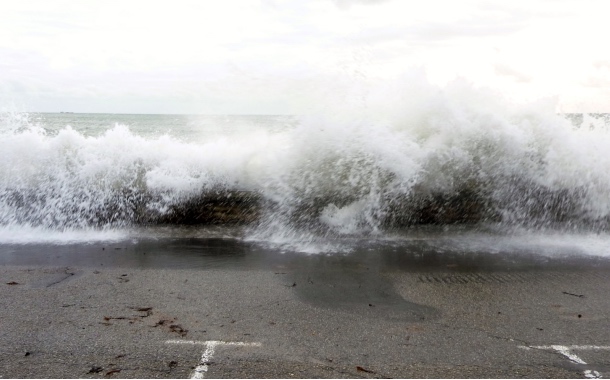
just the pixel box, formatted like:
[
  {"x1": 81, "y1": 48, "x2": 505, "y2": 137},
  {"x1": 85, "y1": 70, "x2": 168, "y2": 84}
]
[{"x1": 2, "y1": 234, "x2": 610, "y2": 270}]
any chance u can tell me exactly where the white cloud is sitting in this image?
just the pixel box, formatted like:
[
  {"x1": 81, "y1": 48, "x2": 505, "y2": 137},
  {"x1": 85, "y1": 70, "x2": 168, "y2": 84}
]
[
  {"x1": 1, "y1": 0, "x2": 609, "y2": 113},
  {"x1": 494, "y1": 63, "x2": 531, "y2": 83}
]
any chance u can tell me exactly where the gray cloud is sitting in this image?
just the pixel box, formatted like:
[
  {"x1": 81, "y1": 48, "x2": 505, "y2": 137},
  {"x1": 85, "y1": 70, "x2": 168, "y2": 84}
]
[{"x1": 2, "y1": 0, "x2": 607, "y2": 113}]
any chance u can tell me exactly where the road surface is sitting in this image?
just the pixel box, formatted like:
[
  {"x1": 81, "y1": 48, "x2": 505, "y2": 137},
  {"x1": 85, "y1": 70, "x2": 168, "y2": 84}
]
[{"x1": 1, "y1": 238, "x2": 609, "y2": 378}]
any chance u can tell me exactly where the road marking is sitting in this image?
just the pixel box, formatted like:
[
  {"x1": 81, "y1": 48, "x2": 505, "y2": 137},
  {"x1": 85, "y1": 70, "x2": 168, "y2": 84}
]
[
  {"x1": 519, "y1": 345, "x2": 610, "y2": 378},
  {"x1": 585, "y1": 370, "x2": 602, "y2": 379},
  {"x1": 166, "y1": 340, "x2": 262, "y2": 379},
  {"x1": 520, "y1": 345, "x2": 610, "y2": 364}
]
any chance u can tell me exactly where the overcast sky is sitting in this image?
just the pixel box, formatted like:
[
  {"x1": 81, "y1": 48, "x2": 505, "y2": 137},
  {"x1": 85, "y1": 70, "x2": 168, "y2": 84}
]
[{"x1": 1, "y1": 0, "x2": 610, "y2": 114}]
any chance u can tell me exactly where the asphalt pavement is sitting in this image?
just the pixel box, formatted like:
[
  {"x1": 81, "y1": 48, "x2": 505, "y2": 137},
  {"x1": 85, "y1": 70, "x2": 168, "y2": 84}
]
[{"x1": 1, "y1": 238, "x2": 609, "y2": 378}]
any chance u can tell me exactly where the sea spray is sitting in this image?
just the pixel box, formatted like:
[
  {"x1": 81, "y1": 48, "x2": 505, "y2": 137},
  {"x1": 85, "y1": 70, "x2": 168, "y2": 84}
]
[{"x1": 2, "y1": 76, "x2": 610, "y2": 251}]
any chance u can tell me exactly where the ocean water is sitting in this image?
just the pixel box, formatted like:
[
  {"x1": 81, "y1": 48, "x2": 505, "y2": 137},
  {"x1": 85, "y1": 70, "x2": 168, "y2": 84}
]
[{"x1": 2, "y1": 82, "x2": 610, "y2": 257}]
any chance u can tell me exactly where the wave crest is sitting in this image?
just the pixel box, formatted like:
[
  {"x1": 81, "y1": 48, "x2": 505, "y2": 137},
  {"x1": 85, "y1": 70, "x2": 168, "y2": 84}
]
[{"x1": 2, "y1": 80, "x2": 610, "y2": 240}]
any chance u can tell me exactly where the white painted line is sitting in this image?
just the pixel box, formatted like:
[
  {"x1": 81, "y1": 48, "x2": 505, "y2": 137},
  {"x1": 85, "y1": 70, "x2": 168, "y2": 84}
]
[
  {"x1": 521, "y1": 345, "x2": 610, "y2": 365},
  {"x1": 192, "y1": 341, "x2": 217, "y2": 379},
  {"x1": 166, "y1": 340, "x2": 262, "y2": 379},
  {"x1": 530, "y1": 345, "x2": 610, "y2": 351},
  {"x1": 519, "y1": 345, "x2": 610, "y2": 379},
  {"x1": 166, "y1": 340, "x2": 209, "y2": 345},
  {"x1": 166, "y1": 339, "x2": 262, "y2": 347},
  {"x1": 585, "y1": 370, "x2": 602, "y2": 379},
  {"x1": 545, "y1": 345, "x2": 586, "y2": 365}
]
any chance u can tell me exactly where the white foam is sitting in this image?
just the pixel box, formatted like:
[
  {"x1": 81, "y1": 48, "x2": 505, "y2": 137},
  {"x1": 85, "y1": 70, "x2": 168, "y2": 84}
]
[
  {"x1": 422, "y1": 229, "x2": 610, "y2": 258},
  {"x1": 2, "y1": 74, "x2": 610, "y2": 251},
  {"x1": 0, "y1": 225, "x2": 128, "y2": 244}
]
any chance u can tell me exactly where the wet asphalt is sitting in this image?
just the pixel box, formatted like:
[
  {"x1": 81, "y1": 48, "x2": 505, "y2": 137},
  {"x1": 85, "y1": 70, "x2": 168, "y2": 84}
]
[{"x1": 1, "y1": 238, "x2": 610, "y2": 378}]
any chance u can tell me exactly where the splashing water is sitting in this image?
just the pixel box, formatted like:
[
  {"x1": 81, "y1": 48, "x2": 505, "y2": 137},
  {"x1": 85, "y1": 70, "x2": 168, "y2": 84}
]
[{"x1": 2, "y1": 77, "x2": 610, "y2": 254}]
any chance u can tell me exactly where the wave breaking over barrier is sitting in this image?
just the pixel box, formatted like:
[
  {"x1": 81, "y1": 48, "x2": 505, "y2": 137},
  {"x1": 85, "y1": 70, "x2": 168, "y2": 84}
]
[{"x1": 2, "y1": 79, "x2": 610, "y2": 250}]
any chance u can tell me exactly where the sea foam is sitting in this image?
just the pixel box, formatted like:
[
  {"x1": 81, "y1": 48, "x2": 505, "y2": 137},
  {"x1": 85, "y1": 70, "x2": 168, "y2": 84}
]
[{"x1": 2, "y1": 76, "x2": 610, "y2": 252}]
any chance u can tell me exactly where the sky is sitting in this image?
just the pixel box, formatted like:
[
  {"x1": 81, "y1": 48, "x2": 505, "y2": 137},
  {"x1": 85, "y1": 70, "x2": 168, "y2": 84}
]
[{"x1": 1, "y1": 0, "x2": 610, "y2": 114}]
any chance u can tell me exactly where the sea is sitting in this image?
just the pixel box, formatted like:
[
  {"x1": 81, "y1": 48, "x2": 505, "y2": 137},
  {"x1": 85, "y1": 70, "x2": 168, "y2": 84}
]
[{"x1": 2, "y1": 95, "x2": 610, "y2": 262}]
